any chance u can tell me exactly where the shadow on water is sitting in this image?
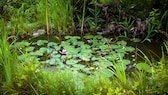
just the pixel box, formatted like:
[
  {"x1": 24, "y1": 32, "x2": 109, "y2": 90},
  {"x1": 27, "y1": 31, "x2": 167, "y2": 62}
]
[{"x1": 127, "y1": 40, "x2": 163, "y2": 62}]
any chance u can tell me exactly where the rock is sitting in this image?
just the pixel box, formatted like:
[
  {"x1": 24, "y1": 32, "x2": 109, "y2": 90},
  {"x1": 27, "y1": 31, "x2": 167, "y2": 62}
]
[{"x1": 33, "y1": 29, "x2": 46, "y2": 37}]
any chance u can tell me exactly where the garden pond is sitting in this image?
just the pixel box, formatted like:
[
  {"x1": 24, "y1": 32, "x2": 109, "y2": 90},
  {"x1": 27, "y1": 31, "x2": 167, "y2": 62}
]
[{"x1": 14, "y1": 34, "x2": 164, "y2": 76}]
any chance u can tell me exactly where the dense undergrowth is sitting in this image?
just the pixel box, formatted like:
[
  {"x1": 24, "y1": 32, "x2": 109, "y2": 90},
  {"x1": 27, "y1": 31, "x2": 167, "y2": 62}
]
[
  {"x1": 1, "y1": 26, "x2": 168, "y2": 94},
  {"x1": 0, "y1": 0, "x2": 167, "y2": 40},
  {"x1": 0, "y1": 0, "x2": 168, "y2": 95}
]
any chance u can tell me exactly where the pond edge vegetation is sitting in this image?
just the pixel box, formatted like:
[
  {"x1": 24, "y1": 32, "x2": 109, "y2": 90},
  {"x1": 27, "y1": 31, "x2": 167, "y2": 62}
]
[{"x1": 0, "y1": 0, "x2": 168, "y2": 95}]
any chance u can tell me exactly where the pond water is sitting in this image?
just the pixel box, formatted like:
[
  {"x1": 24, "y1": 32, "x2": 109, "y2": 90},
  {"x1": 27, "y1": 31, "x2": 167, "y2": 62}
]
[{"x1": 21, "y1": 34, "x2": 164, "y2": 62}]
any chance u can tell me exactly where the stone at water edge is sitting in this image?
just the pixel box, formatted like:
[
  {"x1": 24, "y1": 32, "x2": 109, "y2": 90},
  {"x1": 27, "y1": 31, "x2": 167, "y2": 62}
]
[{"x1": 33, "y1": 29, "x2": 46, "y2": 37}]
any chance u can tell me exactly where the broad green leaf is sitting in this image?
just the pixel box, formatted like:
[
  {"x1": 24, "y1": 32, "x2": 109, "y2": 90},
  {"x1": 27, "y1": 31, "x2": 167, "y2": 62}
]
[
  {"x1": 116, "y1": 48, "x2": 126, "y2": 53},
  {"x1": 66, "y1": 59, "x2": 79, "y2": 65},
  {"x1": 136, "y1": 63, "x2": 151, "y2": 72},
  {"x1": 25, "y1": 46, "x2": 35, "y2": 52},
  {"x1": 125, "y1": 46, "x2": 135, "y2": 52},
  {"x1": 39, "y1": 47, "x2": 47, "y2": 53},
  {"x1": 116, "y1": 41, "x2": 127, "y2": 46},
  {"x1": 117, "y1": 59, "x2": 130, "y2": 65},
  {"x1": 36, "y1": 40, "x2": 48, "y2": 46},
  {"x1": 47, "y1": 42, "x2": 57, "y2": 47},
  {"x1": 94, "y1": 69, "x2": 113, "y2": 77},
  {"x1": 94, "y1": 35, "x2": 103, "y2": 39},
  {"x1": 15, "y1": 41, "x2": 30, "y2": 48},
  {"x1": 131, "y1": 38, "x2": 141, "y2": 42},
  {"x1": 65, "y1": 36, "x2": 81, "y2": 39},
  {"x1": 84, "y1": 35, "x2": 93, "y2": 39},
  {"x1": 110, "y1": 44, "x2": 119, "y2": 49}
]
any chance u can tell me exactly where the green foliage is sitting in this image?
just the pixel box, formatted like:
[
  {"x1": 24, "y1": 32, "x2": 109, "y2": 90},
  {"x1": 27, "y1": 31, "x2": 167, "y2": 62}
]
[
  {"x1": 0, "y1": 19, "x2": 15, "y2": 88},
  {"x1": 36, "y1": 0, "x2": 74, "y2": 34},
  {"x1": 14, "y1": 35, "x2": 135, "y2": 75},
  {"x1": 119, "y1": 17, "x2": 134, "y2": 37},
  {"x1": 86, "y1": 1, "x2": 105, "y2": 32}
]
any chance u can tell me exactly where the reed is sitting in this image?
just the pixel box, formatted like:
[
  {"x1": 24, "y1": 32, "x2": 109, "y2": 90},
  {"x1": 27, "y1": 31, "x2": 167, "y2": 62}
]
[{"x1": 0, "y1": 19, "x2": 16, "y2": 88}]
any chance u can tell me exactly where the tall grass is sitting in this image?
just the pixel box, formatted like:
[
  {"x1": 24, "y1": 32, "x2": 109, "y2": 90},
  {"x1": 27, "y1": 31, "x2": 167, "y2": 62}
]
[
  {"x1": 37, "y1": 0, "x2": 74, "y2": 34},
  {"x1": 0, "y1": 19, "x2": 17, "y2": 90},
  {"x1": 80, "y1": 0, "x2": 86, "y2": 34}
]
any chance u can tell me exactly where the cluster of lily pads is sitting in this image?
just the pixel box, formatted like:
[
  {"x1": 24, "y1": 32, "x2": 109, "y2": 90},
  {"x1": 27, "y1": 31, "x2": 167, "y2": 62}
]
[{"x1": 14, "y1": 35, "x2": 135, "y2": 76}]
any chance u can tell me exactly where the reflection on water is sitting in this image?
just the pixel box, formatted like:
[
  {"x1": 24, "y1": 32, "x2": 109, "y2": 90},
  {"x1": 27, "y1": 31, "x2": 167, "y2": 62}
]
[{"x1": 127, "y1": 40, "x2": 163, "y2": 61}]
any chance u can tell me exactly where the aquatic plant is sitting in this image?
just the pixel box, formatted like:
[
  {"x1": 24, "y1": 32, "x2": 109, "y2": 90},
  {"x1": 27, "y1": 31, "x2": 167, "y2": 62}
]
[
  {"x1": 86, "y1": 1, "x2": 105, "y2": 32},
  {"x1": 14, "y1": 35, "x2": 135, "y2": 76}
]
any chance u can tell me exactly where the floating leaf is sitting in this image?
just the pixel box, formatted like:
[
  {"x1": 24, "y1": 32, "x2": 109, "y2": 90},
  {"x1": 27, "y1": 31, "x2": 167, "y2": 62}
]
[
  {"x1": 135, "y1": 63, "x2": 151, "y2": 72},
  {"x1": 116, "y1": 41, "x2": 127, "y2": 46},
  {"x1": 15, "y1": 41, "x2": 30, "y2": 48},
  {"x1": 29, "y1": 51, "x2": 43, "y2": 56},
  {"x1": 100, "y1": 45, "x2": 108, "y2": 50},
  {"x1": 110, "y1": 44, "x2": 119, "y2": 49},
  {"x1": 47, "y1": 42, "x2": 57, "y2": 47},
  {"x1": 54, "y1": 36, "x2": 60, "y2": 40},
  {"x1": 66, "y1": 59, "x2": 79, "y2": 65},
  {"x1": 125, "y1": 47, "x2": 135, "y2": 52},
  {"x1": 73, "y1": 64, "x2": 85, "y2": 69},
  {"x1": 84, "y1": 35, "x2": 93, "y2": 39},
  {"x1": 94, "y1": 35, "x2": 103, "y2": 39},
  {"x1": 131, "y1": 38, "x2": 141, "y2": 42},
  {"x1": 105, "y1": 54, "x2": 118, "y2": 61},
  {"x1": 94, "y1": 69, "x2": 113, "y2": 77},
  {"x1": 116, "y1": 48, "x2": 126, "y2": 53},
  {"x1": 38, "y1": 47, "x2": 47, "y2": 53},
  {"x1": 46, "y1": 58, "x2": 56, "y2": 65},
  {"x1": 117, "y1": 59, "x2": 130, "y2": 65},
  {"x1": 65, "y1": 36, "x2": 81, "y2": 39},
  {"x1": 36, "y1": 40, "x2": 48, "y2": 46},
  {"x1": 25, "y1": 46, "x2": 35, "y2": 52},
  {"x1": 53, "y1": 46, "x2": 60, "y2": 51},
  {"x1": 47, "y1": 47, "x2": 53, "y2": 54}
]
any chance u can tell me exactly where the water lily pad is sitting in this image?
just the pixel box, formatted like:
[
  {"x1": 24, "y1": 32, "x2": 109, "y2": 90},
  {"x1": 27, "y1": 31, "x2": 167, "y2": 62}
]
[
  {"x1": 29, "y1": 51, "x2": 43, "y2": 56},
  {"x1": 125, "y1": 46, "x2": 135, "y2": 52},
  {"x1": 46, "y1": 58, "x2": 56, "y2": 65},
  {"x1": 66, "y1": 59, "x2": 79, "y2": 65},
  {"x1": 116, "y1": 53, "x2": 125, "y2": 59},
  {"x1": 94, "y1": 69, "x2": 113, "y2": 77},
  {"x1": 135, "y1": 63, "x2": 151, "y2": 72},
  {"x1": 110, "y1": 44, "x2": 119, "y2": 49},
  {"x1": 76, "y1": 41, "x2": 85, "y2": 46},
  {"x1": 36, "y1": 40, "x2": 48, "y2": 46},
  {"x1": 93, "y1": 60, "x2": 111, "y2": 68},
  {"x1": 47, "y1": 42, "x2": 57, "y2": 47},
  {"x1": 116, "y1": 41, "x2": 127, "y2": 46},
  {"x1": 25, "y1": 46, "x2": 35, "y2": 52},
  {"x1": 116, "y1": 48, "x2": 126, "y2": 53},
  {"x1": 73, "y1": 64, "x2": 85, "y2": 69},
  {"x1": 117, "y1": 59, "x2": 130, "y2": 65},
  {"x1": 47, "y1": 47, "x2": 54, "y2": 54},
  {"x1": 66, "y1": 38, "x2": 78, "y2": 45},
  {"x1": 130, "y1": 38, "x2": 141, "y2": 42},
  {"x1": 15, "y1": 41, "x2": 30, "y2": 48},
  {"x1": 65, "y1": 36, "x2": 81, "y2": 39},
  {"x1": 100, "y1": 45, "x2": 108, "y2": 50},
  {"x1": 94, "y1": 35, "x2": 103, "y2": 39},
  {"x1": 39, "y1": 47, "x2": 47, "y2": 53},
  {"x1": 53, "y1": 45, "x2": 60, "y2": 51},
  {"x1": 101, "y1": 39, "x2": 110, "y2": 44},
  {"x1": 105, "y1": 54, "x2": 118, "y2": 61}
]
